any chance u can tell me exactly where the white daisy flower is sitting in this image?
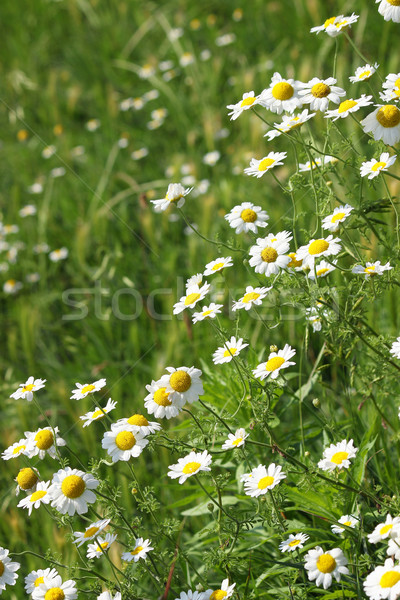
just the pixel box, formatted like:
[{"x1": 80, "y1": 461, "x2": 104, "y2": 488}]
[
  {"x1": 376, "y1": 0, "x2": 400, "y2": 22},
  {"x1": 19, "y1": 204, "x2": 37, "y2": 217},
  {"x1": 298, "y1": 77, "x2": 345, "y2": 112},
  {"x1": 72, "y1": 519, "x2": 111, "y2": 547},
  {"x1": 368, "y1": 515, "x2": 400, "y2": 544},
  {"x1": 322, "y1": 205, "x2": 354, "y2": 232},
  {"x1": 115, "y1": 414, "x2": 161, "y2": 436},
  {"x1": 17, "y1": 481, "x2": 51, "y2": 515},
  {"x1": 86, "y1": 118, "x2": 100, "y2": 131},
  {"x1": 244, "y1": 463, "x2": 286, "y2": 497},
  {"x1": 349, "y1": 63, "x2": 379, "y2": 83},
  {"x1": 0, "y1": 547, "x2": 20, "y2": 595},
  {"x1": 151, "y1": 183, "x2": 192, "y2": 213},
  {"x1": 352, "y1": 261, "x2": 392, "y2": 278},
  {"x1": 203, "y1": 579, "x2": 236, "y2": 600},
  {"x1": 10, "y1": 376, "x2": 46, "y2": 401},
  {"x1": 80, "y1": 398, "x2": 117, "y2": 427},
  {"x1": 25, "y1": 426, "x2": 66, "y2": 459},
  {"x1": 2, "y1": 439, "x2": 29, "y2": 460},
  {"x1": 360, "y1": 153, "x2": 397, "y2": 179},
  {"x1": 244, "y1": 152, "x2": 287, "y2": 177},
  {"x1": 249, "y1": 231, "x2": 292, "y2": 276},
  {"x1": 296, "y1": 235, "x2": 341, "y2": 268},
  {"x1": 49, "y1": 247, "x2": 68, "y2": 262},
  {"x1": 25, "y1": 568, "x2": 59, "y2": 594},
  {"x1": 383, "y1": 72, "x2": 400, "y2": 92},
  {"x1": 306, "y1": 307, "x2": 322, "y2": 332},
  {"x1": 308, "y1": 260, "x2": 337, "y2": 280},
  {"x1": 192, "y1": 303, "x2": 223, "y2": 323},
  {"x1": 311, "y1": 14, "x2": 358, "y2": 36},
  {"x1": 304, "y1": 546, "x2": 349, "y2": 589},
  {"x1": 97, "y1": 592, "x2": 121, "y2": 600},
  {"x1": 364, "y1": 558, "x2": 400, "y2": 599},
  {"x1": 263, "y1": 110, "x2": 316, "y2": 140},
  {"x1": 258, "y1": 72, "x2": 303, "y2": 114},
  {"x1": 227, "y1": 91, "x2": 261, "y2": 120},
  {"x1": 48, "y1": 467, "x2": 99, "y2": 516},
  {"x1": 387, "y1": 536, "x2": 400, "y2": 561},
  {"x1": 203, "y1": 151, "x2": 221, "y2": 166},
  {"x1": 101, "y1": 424, "x2": 149, "y2": 463},
  {"x1": 331, "y1": 515, "x2": 358, "y2": 534},
  {"x1": 173, "y1": 590, "x2": 206, "y2": 600},
  {"x1": 144, "y1": 380, "x2": 185, "y2": 419},
  {"x1": 224, "y1": 202, "x2": 269, "y2": 234},
  {"x1": 173, "y1": 283, "x2": 211, "y2": 315},
  {"x1": 213, "y1": 336, "x2": 249, "y2": 364},
  {"x1": 279, "y1": 533, "x2": 309, "y2": 552},
  {"x1": 159, "y1": 366, "x2": 204, "y2": 405},
  {"x1": 203, "y1": 256, "x2": 233, "y2": 277},
  {"x1": 324, "y1": 95, "x2": 373, "y2": 120},
  {"x1": 380, "y1": 89, "x2": 400, "y2": 102},
  {"x1": 361, "y1": 105, "x2": 400, "y2": 145},
  {"x1": 168, "y1": 450, "x2": 212, "y2": 484},
  {"x1": 186, "y1": 273, "x2": 204, "y2": 288},
  {"x1": 70, "y1": 378, "x2": 106, "y2": 400},
  {"x1": 253, "y1": 344, "x2": 296, "y2": 381},
  {"x1": 121, "y1": 538, "x2": 154, "y2": 562},
  {"x1": 87, "y1": 533, "x2": 118, "y2": 559},
  {"x1": 222, "y1": 428, "x2": 249, "y2": 450},
  {"x1": 32, "y1": 574, "x2": 77, "y2": 600},
  {"x1": 15, "y1": 467, "x2": 39, "y2": 495},
  {"x1": 318, "y1": 439, "x2": 358, "y2": 472},
  {"x1": 390, "y1": 337, "x2": 400, "y2": 360},
  {"x1": 232, "y1": 285, "x2": 272, "y2": 311},
  {"x1": 299, "y1": 155, "x2": 337, "y2": 171}
]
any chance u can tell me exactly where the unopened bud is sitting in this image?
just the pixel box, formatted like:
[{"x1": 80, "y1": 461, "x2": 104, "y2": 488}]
[
  {"x1": 304, "y1": 451, "x2": 310, "y2": 457},
  {"x1": 270, "y1": 345, "x2": 278, "y2": 353},
  {"x1": 131, "y1": 487, "x2": 137, "y2": 495},
  {"x1": 207, "y1": 503, "x2": 214, "y2": 512},
  {"x1": 312, "y1": 398, "x2": 320, "y2": 407}
]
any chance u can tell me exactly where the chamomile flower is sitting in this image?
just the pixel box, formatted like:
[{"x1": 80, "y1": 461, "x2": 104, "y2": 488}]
[
  {"x1": 115, "y1": 414, "x2": 161, "y2": 436},
  {"x1": 25, "y1": 426, "x2": 66, "y2": 459},
  {"x1": 253, "y1": 344, "x2": 296, "y2": 380},
  {"x1": 296, "y1": 235, "x2": 341, "y2": 268},
  {"x1": 377, "y1": 0, "x2": 400, "y2": 22},
  {"x1": 97, "y1": 592, "x2": 121, "y2": 600},
  {"x1": 19, "y1": 204, "x2": 37, "y2": 217},
  {"x1": 203, "y1": 579, "x2": 236, "y2": 600},
  {"x1": 382, "y1": 72, "x2": 400, "y2": 93},
  {"x1": 192, "y1": 303, "x2": 223, "y2": 323},
  {"x1": 173, "y1": 591, "x2": 205, "y2": 600},
  {"x1": 70, "y1": 378, "x2": 106, "y2": 400},
  {"x1": 144, "y1": 380, "x2": 185, "y2": 419},
  {"x1": 390, "y1": 337, "x2": 400, "y2": 360},
  {"x1": 308, "y1": 260, "x2": 337, "y2": 280},
  {"x1": 259, "y1": 73, "x2": 303, "y2": 114},
  {"x1": 48, "y1": 467, "x2": 99, "y2": 516},
  {"x1": 350, "y1": 64, "x2": 379, "y2": 83},
  {"x1": 364, "y1": 558, "x2": 400, "y2": 599},
  {"x1": 17, "y1": 481, "x2": 51, "y2": 515},
  {"x1": 101, "y1": 424, "x2": 148, "y2": 463},
  {"x1": 387, "y1": 537, "x2": 400, "y2": 561},
  {"x1": 203, "y1": 151, "x2": 220, "y2": 166},
  {"x1": 299, "y1": 155, "x2": 337, "y2": 171},
  {"x1": 318, "y1": 439, "x2": 358, "y2": 472},
  {"x1": 49, "y1": 247, "x2": 68, "y2": 262},
  {"x1": 168, "y1": 450, "x2": 212, "y2": 484},
  {"x1": 360, "y1": 153, "x2": 397, "y2": 179},
  {"x1": 311, "y1": 14, "x2": 358, "y2": 36},
  {"x1": 244, "y1": 463, "x2": 286, "y2": 497},
  {"x1": 186, "y1": 273, "x2": 204, "y2": 288},
  {"x1": 25, "y1": 568, "x2": 59, "y2": 594},
  {"x1": 2, "y1": 439, "x2": 29, "y2": 460},
  {"x1": 15, "y1": 466, "x2": 39, "y2": 495},
  {"x1": 0, "y1": 548, "x2": 20, "y2": 595},
  {"x1": 352, "y1": 261, "x2": 392, "y2": 277},
  {"x1": 203, "y1": 256, "x2": 233, "y2": 276},
  {"x1": 159, "y1": 366, "x2": 204, "y2": 405},
  {"x1": 32, "y1": 575, "x2": 77, "y2": 600},
  {"x1": 244, "y1": 152, "x2": 287, "y2": 177},
  {"x1": 232, "y1": 285, "x2": 272, "y2": 311},
  {"x1": 10, "y1": 376, "x2": 46, "y2": 401},
  {"x1": 213, "y1": 336, "x2": 249, "y2": 364},
  {"x1": 121, "y1": 538, "x2": 154, "y2": 562},
  {"x1": 264, "y1": 110, "x2": 316, "y2": 140},
  {"x1": 306, "y1": 307, "x2": 323, "y2": 332},
  {"x1": 249, "y1": 231, "x2": 292, "y2": 276},
  {"x1": 87, "y1": 533, "x2": 117, "y2": 559},
  {"x1": 299, "y1": 77, "x2": 345, "y2": 112},
  {"x1": 324, "y1": 95, "x2": 373, "y2": 120},
  {"x1": 368, "y1": 515, "x2": 400, "y2": 544},
  {"x1": 222, "y1": 428, "x2": 249, "y2": 450},
  {"x1": 173, "y1": 283, "x2": 211, "y2": 314},
  {"x1": 227, "y1": 91, "x2": 261, "y2": 120},
  {"x1": 380, "y1": 89, "x2": 400, "y2": 102},
  {"x1": 331, "y1": 515, "x2": 358, "y2": 534},
  {"x1": 304, "y1": 546, "x2": 349, "y2": 589},
  {"x1": 80, "y1": 398, "x2": 117, "y2": 427},
  {"x1": 151, "y1": 183, "x2": 192, "y2": 212},
  {"x1": 3, "y1": 279, "x2": 21, "y2": 295},
  {"x1": 362, "y1": 105, "x2": 400, "y2": 145},
  {"x1": 279, "y1": 533, "x2": 309, "y2": 552},
  {"x1": 72, "y1": 519, "x2": 111, "y2": 547},
  {"x1": 224, "y1": 202, "x2": 269, "y2": 234},
  {"x1": 322, "y1": 205, "x2": 354, "y2": 232}
]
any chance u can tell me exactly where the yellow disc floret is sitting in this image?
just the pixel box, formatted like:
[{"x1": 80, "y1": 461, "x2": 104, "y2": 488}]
[
  {"x1": 22, "y1": 383, "x2": 35, "y2": 393},
  {"x1": 45, "y1": 588, "x2": 65, "y2": 600},
  {"x1": 241, "y1": 208, "x2": 257, "y2": 222},
  {"x1": 212, "y1": 262, "x2": 224, "y2": 271},
  {"x1": 272, "y1": 82, "x2": 294, "y2": 101},
  {"x1": 311, "y1": 83, "x2": 331, "y2": 98},
  {"x1": 17, "y1": 467, "x2": 38, "y2": 490},
  {"x1": 30, "y1": 490, "x2": 47, "y2": 503},
  {"x1": 80, "y1": 384, "x2": 96, "y2": 395},
  {"x1": 153, "y1": 388, "x2": 172, "y2": 406},
  {"x1": 261, "y1": 247, "x2": 278, "y2": 263},
  {"x1": 131, "y1": 545, "x2": 144, "y2": 555},
  {"x1": 317, "y1": 554, "x2": 336, "y2": 574},
  {"x1": 127, "y1": 414, "x2": 149, "y2": 427},
  {"x1": 185, "y1": 293, "x2": 200, "y2": 306},
  {"x1": 210, "y1": 591, "x2": 227, "y2": 600},
  {"x1": 371, "y1": 161, "x2": 386, "y2": 172},
  {"x1": 240, "y1": 96, "x2": 256, "y2": 107},
  {"x1": 338, "y1": 100, "x2": 357, "y2": 113},
  {"x1": 115, "y1": 431, "x2": 136, "y2": 451},
  {"x1": 331, "y1": 212, "x2": 345, "y2": 223},
  {"x1": 84, "y1": 526, "x2": 100, "y2": 538},
  {"x1": 170, "y1": 370, "x2": 192, "y2": 393},
  {"x1": 182, "y1": 461, "x2": 201, "y2": 474},
  {"x1": 0, "y1": 561, "x2": 4, "y2": 577},
  {"x1": 380, "y1": 571, "x2": 400, "y2": 587},
  {"x1": 308, "y1": 239, "x2": 329, "y2": 255},
  {"x1": 380, "y1": 524, "x2": 393, "y2": 535},
  {"x1": 61, "y1": 474, "x2": 86, "y2": 498},
  {"x1": 289, "y1": 539, "x2": 300, "y2": 547},
  {"x1": 223, "y1": 347, "x2": 237, "y2": 358},
  {"x1": 258, "y1": 475, "x2": 275, "y2": 490},
  {"x1": 266, "y1": 356, "x2": 285, "y2": 372},
  {"x1": 35, "y1": 430, "x2": 54, "y2": 450},
  {"x1": 242, "y1": 292, "x2": 260, "y2": 303},
  {"x1": 330, "y1": 451, "x2": 349, "y2": 465},
  {"x1": 258, "y1": 157, "x2": 275, "y2": 171},
  {"x1": 35, "y1": 576, "x2": 45, "y2": 587},
  {"x1": 376, "y1": 105, "x2": 400, "y2": 128}
]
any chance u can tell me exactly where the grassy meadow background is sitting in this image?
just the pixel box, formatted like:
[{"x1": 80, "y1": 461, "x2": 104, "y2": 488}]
[{"x1": 1, "y1": 0, "x2": 400, "y2": 597}]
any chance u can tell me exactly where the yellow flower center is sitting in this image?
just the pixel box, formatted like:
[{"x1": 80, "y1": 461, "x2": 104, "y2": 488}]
[
  {"x1": 170, "y1": 370, "x2": 192, "y2": 392},
  {"x1": 12, "y1": 444, "x2": 26, "y2": 455},
  {"x1": 317, "y1": 554, "x2": 336, "y2": 574},
  {"x1": 289, "y1": 539, "x2": 300, "y2": 547},
  {"x1": 258, "y1": 157, "x2": 275, "y2": 171},
  {"x1": 212, "y1": 262, "x2": 225, "y2": 271},
  {"x1": 81, "y1": 384, "x2": 96, "y2": 394},
  {"x1": 202, "y1": 310, "x2": 213, "y2": 317},
  {"x1": 331, "y1": 451, "x2": 349, "y2": 465},
  {"x1": 241, "y1": 208, "x2": 258, "y2": 222},
  {"x1": 387, "y1": 0, "x2": 400, "y2": 5},
  {"x1": 97, "y1": 541, "x2": 109, "y2": 552},
  {"x1": 309, "y1": 239, "x2": 329, "y2": 255},
  {"x1": 261, "y1": 247, "x2": 278, "y2": 263},
  {"x1": 331, "y1": 212, "x2": 345, "y2": 223},
  {"x1": 232, "y1": 437, "x2": 243, "y2": 446},
  {"x1": 45, "y1": 588, "x2": 65, "y2": 600},
  {"x1": 324, "y1": 16, "x2": 336, "y2": 27},
  {"x1": 380, "y1": 524, "x2": 393, "y2": 535},
  {"x1": 272, "y1": 82, "x2": 294, "y2": 100},
  {"x1": 22, "y1": 383, "x2": 35, "y2": 392},
  {"x1": 365, "y1": 265, "x2": 376, "y2": 274},
  {"x1": 376, "y1": 105, "x2": 400, "y2": 128},
  {"x1": 35, "y1": 576, "x2": 45, "y2": 587},
  {"x1": 223, "y1": 347, "x2": 237, "y2": 358},
  {"x1": 61, "y1": 474, "x2": 86, "y2": 498},
  {"x1": 343, "y1": 521, "x2": 352, "y2": 526},
  {"x1": 210, "y1": 591, "x2": 227, "y2": 600},
  {"x1": 338, "y1": 99, "x2": 357, "y2": 113},
  {"x1": 185, "y1": 292, "x2": 200, "y2": 306},
  {"x1": 131, "y1": 545, "x2": 144, "y2": 555},
  {"x1": 371, "y1": 161, "x2": 387, "y2": 172},
  {"x1": 258, "y1": 475, "x2": 275, "y2": 489},
  {"x1": 91, "y1": 409, "x2": 105, "y2": 419},
  {"x1": 395, "y1": 77, "x2": 400, "y2": 88},
  {"x1": 84, "y1": 526, "x2": 100, "y2": 538},
  {"x1": 153, "y1": 387, "x2": 172, "y2": 406},
  {"x1": 35, "y1": 430, "x2": 54, "y2": 450},
  {"x1": 380, "y1": 571, "x2": 400, "y2": 587},
  {"x1": 287, "y1": 253, "x2": 302, "y2": 268},
  {"x1": 182, "y1": 461, "x2": 201, "y2": 474},
  {"x1": 115, "y1": 431, "x2": 136, "y2": 451},
  {"x1": 266, "y1": 356, "x2": 285, "y2": 372},
  {"x1": 240, "y1": 96, "x2": 256, "y2": 107},
  {"x1": 242, "y1": 292, "x2": 260, "y2": 303},
  {"x1": 127, "y1": 414, "x2": 149, "y2": 427},
  {"x1": 17, "y1": 467, "x2": 38, "y2": 490},
  {"x1": 30, "y1": 490, "x2": 47, "y2": 502},
  {"x1": 311, "y1": 83, "x2": 331, "y2": 98},
  {"x1": 166, "y1": 192, "x2": 184, "y2": 203},
  {"x1": 359, "y1": 70, "x2": 371, "y2": 80},
  {"x1": 0, "y1": 561, "x2": 4, "y2": 577},
  {"x1": 17, "y1": 129, "x2": 29, "y2": 141}
]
